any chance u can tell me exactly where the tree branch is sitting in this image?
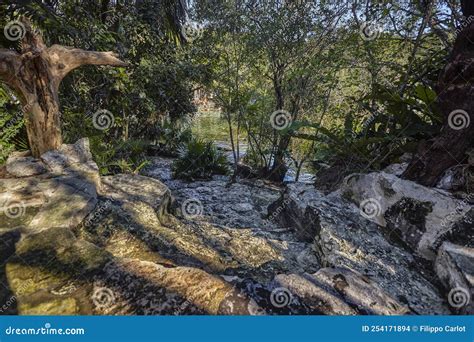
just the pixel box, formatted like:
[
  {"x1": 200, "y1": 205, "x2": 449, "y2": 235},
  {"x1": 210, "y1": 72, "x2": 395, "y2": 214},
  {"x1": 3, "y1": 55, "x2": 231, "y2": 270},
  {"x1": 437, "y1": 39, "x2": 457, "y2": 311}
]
[{"x1": 47, "y1": 45, "x2": 128, "y2": 81}]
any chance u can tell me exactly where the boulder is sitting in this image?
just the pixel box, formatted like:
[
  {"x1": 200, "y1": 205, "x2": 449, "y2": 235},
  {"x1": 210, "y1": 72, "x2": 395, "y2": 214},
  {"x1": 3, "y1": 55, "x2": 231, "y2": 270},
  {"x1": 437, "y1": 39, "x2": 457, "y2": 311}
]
[
  {"x1": 4, "y1": 227, "x2": 111, "y2": 315},
  {"x1": 383, "y1": 163, "x2": 408, "y2": 177},
  {"x1": 435, "y1": 242, "x2": 473, "y2": 314},
  {"x1": 101, "y1": 174, "x2": 171, "y2": 219},
  {"x1": 4, "y1": 225, "x2": 264, "y2": 315},
  {"x1": 41, "y1": 138, "x2": 101, "y2": 191},
  {"x1": 268, "y1": 183, "x2": 450, "y2": 314},
  {"x1": 0, "y1": 173, "x2": 98, "y2": 232},
  {"x1": 274, "y1": 273, "x2": 357, "y2": 315},
  {"x1": 312, "y1": 267, "x2": 409, "y2": 315},
  {"x1": 0, "y1": 177, "x2": 46, "y2": 230},
  {"x1": 276, "y1": 267, "x2": 409, "y2": 315},
  {"x1": 1, "y1": 138, "x2": 100, "y2": 232},
  {"x1": 267, "y1": 186, "x2": 319, "y2": 242},
  {"x1": 436, "y1": 164, "x2": 473, "y2": 193},
  {"x1": 41, "y1": 138, "x2": 93, "y2": 174},
  {"x1": 105, "y1": 259, "x2": 264, "y2": 315},
  {"x1": 14, "y1": 227, "x2": 111, "y2": 273},
  {"x1": 341, "y1": 172, "x2": 472, "y2": 260},
  {"x1": 6, "y1": 153, "x2": 47, "y2": 177}
]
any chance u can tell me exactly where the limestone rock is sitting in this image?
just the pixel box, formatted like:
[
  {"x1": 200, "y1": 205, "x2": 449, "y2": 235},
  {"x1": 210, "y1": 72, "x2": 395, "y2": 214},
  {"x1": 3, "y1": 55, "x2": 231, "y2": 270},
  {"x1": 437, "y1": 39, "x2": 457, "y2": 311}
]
[
  {"x1": 314, "y1": 267, "x2": 409, "y2": 315},
  {"x1": 28, "y1": 176, "x2": 98, "y2": 231},
  {"x1": 14, "y1": 227, "x2": 111, "y2": 272},
  {"x1": 436, "y1": 165, "x2": 473, "y2": 192},
  {"x1": 341, "y1": 172, "x2": 472, "y2": 259},
  {"x1": 267, "y1": 185, "x2": 320, "y2": 242},
  {"x1": 107, "y1": 259, "x2": 264, "y2": 315},
  {"x1": 268, "y1": 183, "x2": 450, "y2": 314},
  {"x1": 274, "y1": 273, "x2": 357, "y2": 315},
  {"x1": 6, "y1": 153, "x2": 47, "y2": 177},
  {"x1": 101, "y1": 174, "x2": 171, "y2": 219},
  {"x1": 41, "y1": 138, "x2": 93, "y2": 174},
  {"x1": 383, "y1": 162, "x2": 408, "y2": 177},
  {"x1": 141, "y1": 158, "x2": 283, "y2": 230},
  {"x1": 276, "y1": 267, "x2": 409, "y2": 315},
  {"x1": 4, "y1": 227, "x2": 110, "y2": 315},
  {"x1": 1, "y1": 138, "x2": 100, "y2": 232},
  {"x1": 435, "y1": 242, "x2": 473, "y2": 314},
  {"x1": 0, "y1": 175, "x2": 98, "y2": 232},
  {"x1": 0, "y1": 177, "x2": 46, "y2": 230}
]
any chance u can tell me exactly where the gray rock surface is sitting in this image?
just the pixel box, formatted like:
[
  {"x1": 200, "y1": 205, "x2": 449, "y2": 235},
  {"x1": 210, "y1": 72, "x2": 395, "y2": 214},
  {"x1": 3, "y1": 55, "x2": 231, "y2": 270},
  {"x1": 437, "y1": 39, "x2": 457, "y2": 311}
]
[
  {"x1": 435, "y1": 242, "x2": 473, "y2": 314},
  {"x1": 341, "y1": 172, "x2": 472, "y2": 260},
  {"x1": 1, "y1": 139, "x2": 99, "y2": 232},
  {"x1": 274, "y1": 272, "x2": 357, "y2": 315},
  {"x1": 268, "y1": 183, "x2": 450, "y2": 314},
  {"x1": 41, "y1": 138, "x2": 93, "y2": 174},
  {"x1": 276, "y1": 267, "x2": 409, "y2": 315},
  {"x1": 6, "y1": 153, "x2": 47, "y2": 177},
  {"x1": 383, "y1": 163, "x2": 408, "y2": 177},
  {"x1": 1, "y1": 148, "x2": 465, "y2": 316}
]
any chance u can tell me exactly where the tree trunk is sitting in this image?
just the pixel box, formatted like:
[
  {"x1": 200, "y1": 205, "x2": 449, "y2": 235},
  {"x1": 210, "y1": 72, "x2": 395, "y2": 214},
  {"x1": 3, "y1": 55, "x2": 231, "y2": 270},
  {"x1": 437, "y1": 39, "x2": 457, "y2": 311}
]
[
  {"x1": 268, "y1": 136, "x2": 290, "y2": 182},
  {"x1": 268, "y1": 69, "x2": 290, "y2": 182},
  {"x1": 0, "y1": 18, "x2": 127, "y2": 157},
  {"x1": 26, "y1": 102, "x2": 62, "y2": 158},
  {"x1": 402, "y1": 3, "x2": 474, "y2": 186}
]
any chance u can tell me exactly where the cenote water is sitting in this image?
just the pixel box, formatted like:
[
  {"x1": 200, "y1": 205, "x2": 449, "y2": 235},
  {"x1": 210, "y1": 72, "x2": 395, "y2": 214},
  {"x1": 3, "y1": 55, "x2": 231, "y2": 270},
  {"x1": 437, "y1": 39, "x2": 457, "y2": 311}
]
[{"x1": 192, "y1": 111, "x2": 314, "y2": 183}]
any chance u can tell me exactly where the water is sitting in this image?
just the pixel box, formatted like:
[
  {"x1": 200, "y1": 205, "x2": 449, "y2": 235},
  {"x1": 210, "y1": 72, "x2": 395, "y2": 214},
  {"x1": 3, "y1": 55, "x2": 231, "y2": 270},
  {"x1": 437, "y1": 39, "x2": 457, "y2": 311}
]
[
  {"x1": 192, "y1": 112, "x2": 231, "y2": 142},
  {"x1": 192, "y1": 111, "x2": 314, "y2": 183}
]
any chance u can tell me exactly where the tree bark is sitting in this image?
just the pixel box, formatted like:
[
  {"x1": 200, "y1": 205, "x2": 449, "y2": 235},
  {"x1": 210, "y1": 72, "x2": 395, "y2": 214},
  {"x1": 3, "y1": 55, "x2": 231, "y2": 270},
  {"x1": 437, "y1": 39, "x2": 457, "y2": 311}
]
[
  {"x1": 402, "y1": 3, "x2": 474, "y2": 186},
  {"x1": 267, "y1": 67, "x2": 289, "y2": 182},
  {"x1": 0, "y1": 18, "x2": 127, "y2": 157}
]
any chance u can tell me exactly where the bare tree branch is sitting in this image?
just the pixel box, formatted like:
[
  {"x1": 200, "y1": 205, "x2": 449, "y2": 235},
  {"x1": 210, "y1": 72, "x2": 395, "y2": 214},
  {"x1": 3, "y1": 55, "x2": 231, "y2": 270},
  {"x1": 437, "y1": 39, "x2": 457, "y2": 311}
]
[{"x1": 47, "y1": 45, "x2": 128, "y2": 82}]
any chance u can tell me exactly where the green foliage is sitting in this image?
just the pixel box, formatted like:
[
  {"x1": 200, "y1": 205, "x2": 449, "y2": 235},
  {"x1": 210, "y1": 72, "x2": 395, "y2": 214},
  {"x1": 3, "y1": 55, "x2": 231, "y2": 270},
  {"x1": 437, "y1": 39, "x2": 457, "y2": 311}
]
[
  {"x1": 89, "y1": 137, "x2": 150, "y2": 176},
  {"x1": 0, "y1": 86, "x2": 27, "y2": 164},
  {"x1": 1, "y1": 0, "x2": 201, "y2": 166},
  {"x1": 155, "y1": 120, "x2": 193, "y2": 157},
  {"x1": 172, "y1": 138, "x2": 229, "y2": 180},
  {"x1": 0, "y1": 1, "x2": 461, "y2": 185}
]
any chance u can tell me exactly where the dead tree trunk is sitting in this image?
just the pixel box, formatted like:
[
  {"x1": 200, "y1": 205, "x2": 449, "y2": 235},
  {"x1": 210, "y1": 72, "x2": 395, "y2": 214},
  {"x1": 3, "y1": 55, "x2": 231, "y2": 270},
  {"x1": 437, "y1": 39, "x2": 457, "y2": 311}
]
[
  {"x1": 0, "y1": 18, "x2": 127, "y2": 157},
  {"x1": 402, "y1": 2, "x2": 474, "y2": 186}
]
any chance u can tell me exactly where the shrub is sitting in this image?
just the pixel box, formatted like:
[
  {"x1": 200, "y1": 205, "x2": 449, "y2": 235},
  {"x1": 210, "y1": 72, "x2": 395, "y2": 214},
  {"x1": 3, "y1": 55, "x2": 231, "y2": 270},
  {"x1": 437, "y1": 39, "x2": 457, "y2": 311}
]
[
  {"x1": 155, "y1": 121, "x2": 193, "y2": 157},
  {"x1": 89, "y1": 137, "x2": 150, "y2": 175},
  {"x1": 0, "y1": 87, "x2": 28, "y2": 164},
  {"x1": 172, "y1": 138, "x2": 229, "y2": 180}
]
